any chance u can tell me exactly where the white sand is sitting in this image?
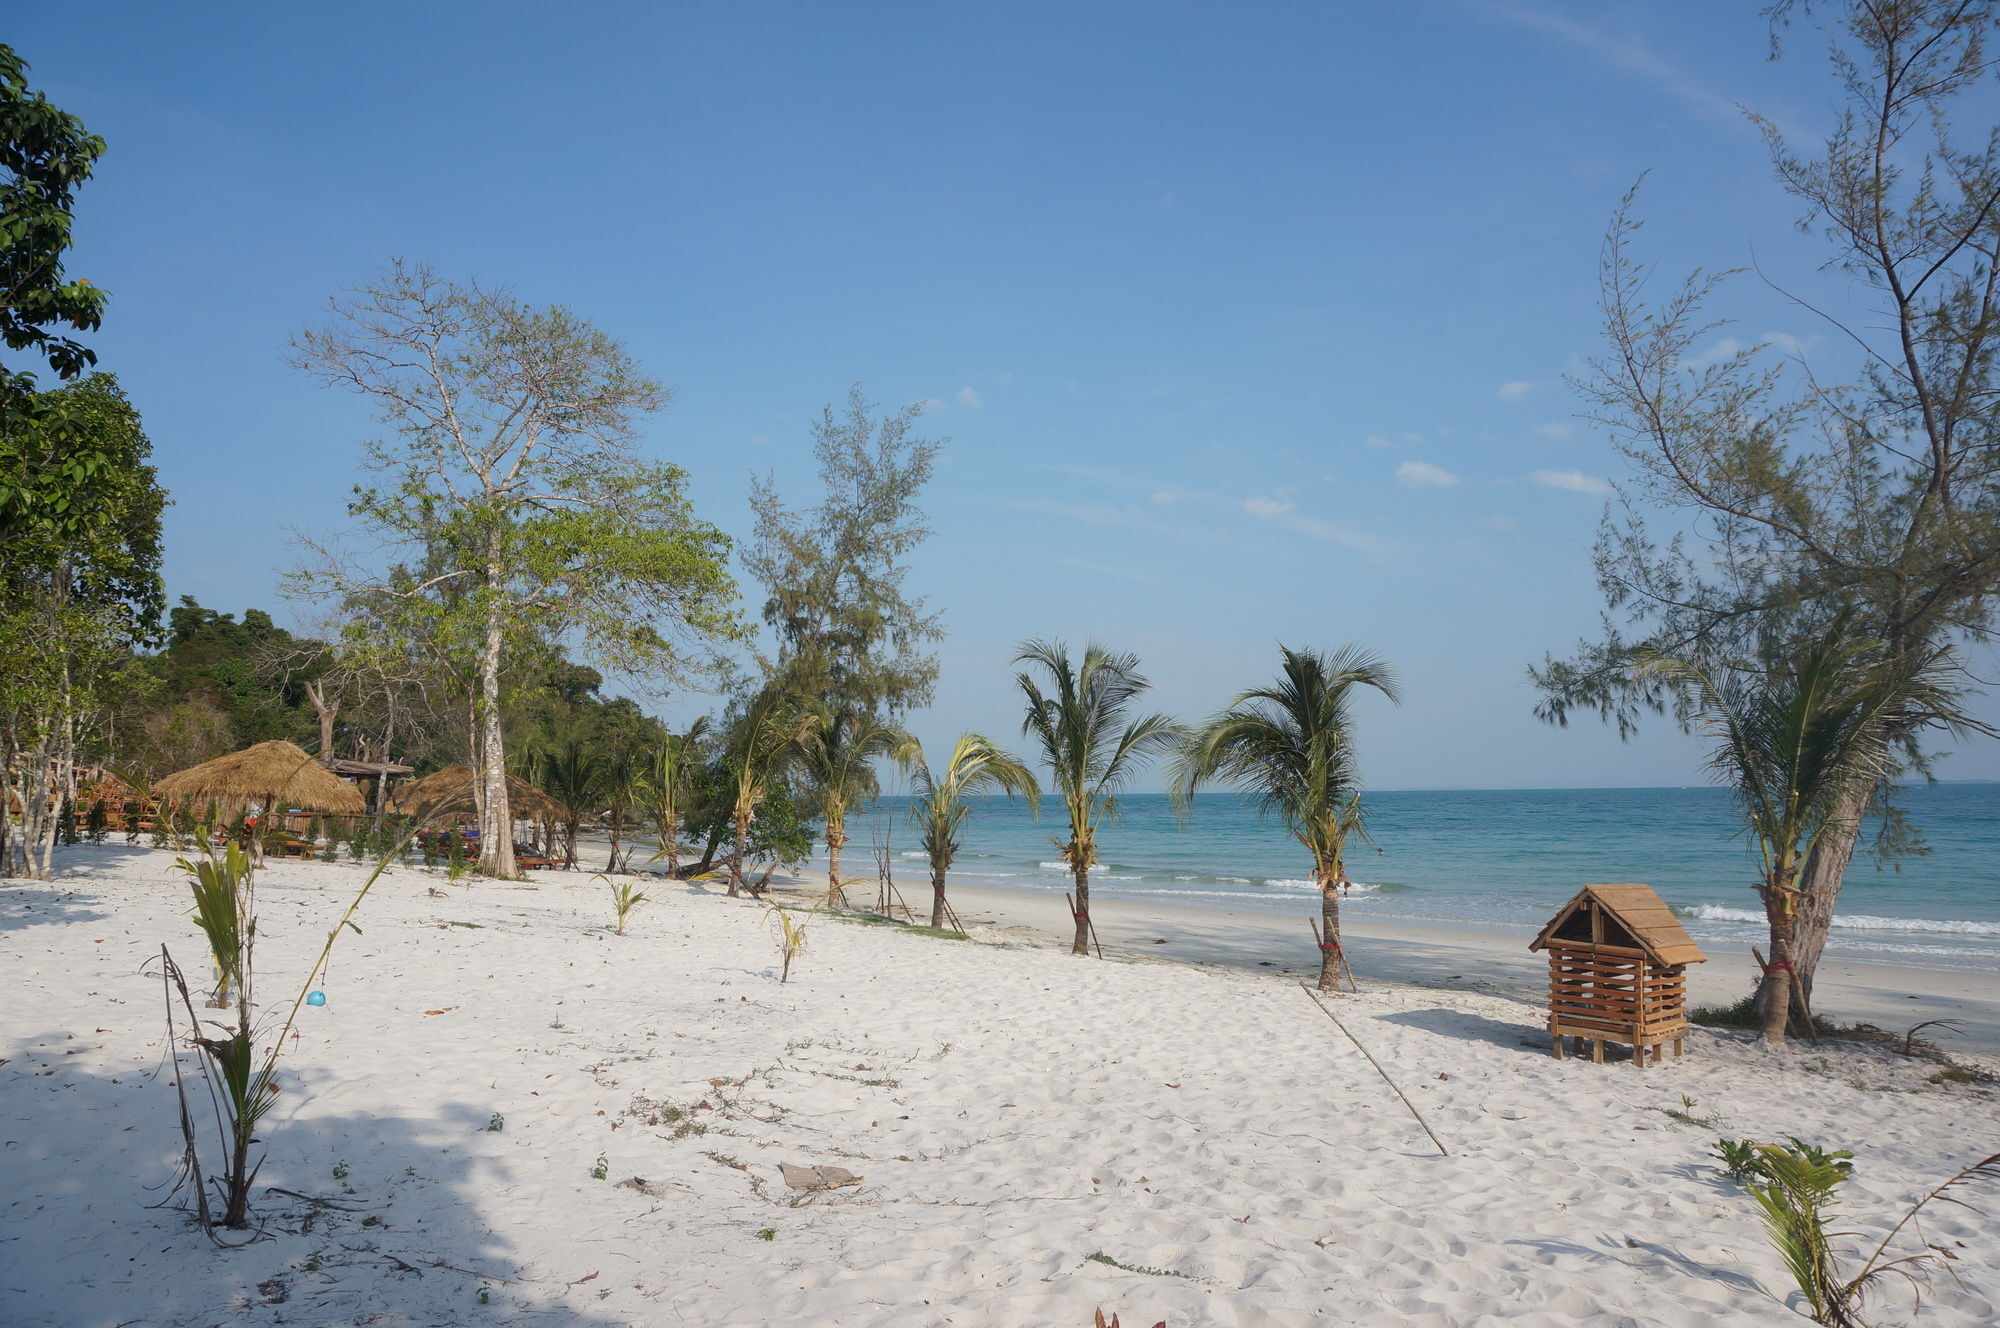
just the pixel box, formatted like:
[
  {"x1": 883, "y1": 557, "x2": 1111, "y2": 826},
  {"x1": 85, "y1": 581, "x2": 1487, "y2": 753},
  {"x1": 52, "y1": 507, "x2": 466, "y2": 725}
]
[{"x1": 4, "y1": 845, "x2": 1999, "y2": 1327}]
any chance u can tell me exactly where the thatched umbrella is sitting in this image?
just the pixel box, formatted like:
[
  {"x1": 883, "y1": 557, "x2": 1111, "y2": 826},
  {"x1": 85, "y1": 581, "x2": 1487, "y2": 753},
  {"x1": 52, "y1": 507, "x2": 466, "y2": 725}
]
[
  {"x1": 153, "y1": 740, "x2": 367, "y2": 820},
  {"x1": 389, "y1": 764, "x2": 567, "y2": 823}
]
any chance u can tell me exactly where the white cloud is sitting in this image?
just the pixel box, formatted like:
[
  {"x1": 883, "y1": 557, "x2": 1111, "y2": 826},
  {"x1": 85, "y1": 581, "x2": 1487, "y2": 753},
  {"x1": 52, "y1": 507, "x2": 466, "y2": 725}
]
[
  {"x1": 1535, "y1": 421, "x2": 1574, "y2": 439},
  {"x1": 1363, "y1": 434, "x2": 1394, "y2": 449},
  {"x1": 954, "y1": 386, "x2": 983, "y2": 409},
  {"x1": 1532, "y1": 468, "x2": 1612, "y2": 495},
  {"x1": 1149, "y1": 489, "x2": 1177, "y2": 506},
  {"x1": 915, "y1": 397, "x2": 946, "y2": 414},
  {"x1": 1241, "y1": 494, "x2": 1387, "y2": 558},
  {"x1": 1479, "y1": 514, "x2": 1519, "y2": 531},
  {"x1": 1498, "y1": 380, "x2": 1535, "y2": 401},
  {"x1": 1396, "y1": 460, "x2": 1460, "y2": 488},
  {"x1": 1482, "y1": 4, "x2": 1750, "y2": 127}
]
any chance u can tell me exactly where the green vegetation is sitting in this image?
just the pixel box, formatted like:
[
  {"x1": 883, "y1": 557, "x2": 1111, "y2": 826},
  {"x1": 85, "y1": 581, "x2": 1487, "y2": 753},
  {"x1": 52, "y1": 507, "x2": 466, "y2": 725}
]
[
  {"x1": 1173, "y1": 645, "x2": 1398, "y2": 991},
  {"x1": 902, "y1": 732, "x2": 1039, "y2": 930}
]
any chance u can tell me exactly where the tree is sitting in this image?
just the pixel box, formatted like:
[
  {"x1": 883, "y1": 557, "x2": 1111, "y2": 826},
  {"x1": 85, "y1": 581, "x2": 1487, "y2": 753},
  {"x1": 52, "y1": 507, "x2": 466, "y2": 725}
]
[
  {"x1": 1533, "y1": 1, "x2": 2000, "y2": 1003},
  {"x1": 1015, "y1": 639, "x2": 1180, "y2": 955},
  {"x1": 1172, "y1": 646, "x2": 1400, "y2": 991},
  {"x1": 720, "y1": 689, "x2": 820, "y2": 898},
  {"x1": 289, "y1": 262, "x2": 741, "y2": 877},
  {"x1": 639, "y1": 717, "x2": 709, "y2": 877},
  {"x1": 534, "y1": 728, "x2": 605, "y2": 869},
  {"x1": 1638, "y1": 620, "x2": 1971, "y2": 1042},
  {"x1": 902, "y1": 733, "x2": 1039, "y2": 929},
  {"x1": 800, "y1": 714, "x2": 911, "y2": 903},
  {"x1": 0, "y1": 374, "x2": 164, "y2": 877},
  {"x1": 0, "y1": 44, "x2": 107, "y2": 409}
]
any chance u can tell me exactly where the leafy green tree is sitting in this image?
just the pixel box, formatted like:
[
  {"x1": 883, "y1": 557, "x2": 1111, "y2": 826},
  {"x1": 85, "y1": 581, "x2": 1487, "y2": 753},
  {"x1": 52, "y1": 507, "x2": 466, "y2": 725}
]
[
  {"x1": 0, "y1": 374, "x2": 163, "y2": 877},
  {"x1": 1638, "y1": 620, "x2": 1971, "y2": 1042},
  {"x1": 902, "y1": 733, "x2": 1039, "y2": 929},
  {"x1": 0, "y1": 44, "x2": 107, "y2": 410},
  {"x1": 533, "y1": 728, "x2": 606, "y2": 869},
  {"x1": 289, "y1": 261, "x2": 741, "y2": 877},
  {"x1": 1534, "y1": 1, "x2": 2000, "y2": 1001},
  {"x1": 1015, "y1": 639, "x2": 1180, "y2": 955},
  {"x1": 1173, "y1": 646, "x2": 1399, "y2": 991}
]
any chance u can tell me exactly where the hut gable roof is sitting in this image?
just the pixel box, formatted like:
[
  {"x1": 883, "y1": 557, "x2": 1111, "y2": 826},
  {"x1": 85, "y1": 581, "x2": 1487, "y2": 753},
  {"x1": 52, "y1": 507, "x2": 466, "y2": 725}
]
[
  {"x1": 153, "y1": 741, "x2": 367, "y2": 813},
  {"x1": 1530, "y1": 884, "x2": 1707, "y2": 966},
  {"x1": 389, "y1": 764, "x2": 567, "y2": 822}
]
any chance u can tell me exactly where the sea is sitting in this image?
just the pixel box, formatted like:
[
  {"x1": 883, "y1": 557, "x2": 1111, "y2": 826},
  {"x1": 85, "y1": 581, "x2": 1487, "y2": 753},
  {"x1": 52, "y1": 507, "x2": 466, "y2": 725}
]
[{"x1": 829, "y1": 785, "x2": 2000, "y2": 973}]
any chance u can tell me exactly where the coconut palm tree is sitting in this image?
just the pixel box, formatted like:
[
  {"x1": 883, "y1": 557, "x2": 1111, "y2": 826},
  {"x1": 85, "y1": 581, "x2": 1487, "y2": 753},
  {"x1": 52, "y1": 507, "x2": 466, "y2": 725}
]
[
  {"x1": 639, "y1": 717, "x2": 709, "y2": 878},
  {"x1": 1015, "y1": 639, "x2": 1179, "y2": 955},
  {"x1": 533, "y1": 732, "x2": 605, "y2": 869},
  {"x1": 723, "y1": 689, "x2": 822, "y2": 899},
  {"x1": 1638, "y1": 619, "x2": 1972, "y2": 1043},
  {"x1": 1172, "y1": 645, "x2": 1400, "y2": 992},
  {"x1": 903, "y1": 733, "x2": 1040, "y2": 929},
  {"x1": 800, "y1": 713, "x2": 912, "y2": 905}
]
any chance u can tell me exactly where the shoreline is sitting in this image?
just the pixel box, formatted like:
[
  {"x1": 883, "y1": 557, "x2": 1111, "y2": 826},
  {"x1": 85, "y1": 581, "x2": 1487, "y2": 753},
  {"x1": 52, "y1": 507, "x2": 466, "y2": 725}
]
[{"x1": 764, "y1": 869, "x2": 2000, "y2": 1054}]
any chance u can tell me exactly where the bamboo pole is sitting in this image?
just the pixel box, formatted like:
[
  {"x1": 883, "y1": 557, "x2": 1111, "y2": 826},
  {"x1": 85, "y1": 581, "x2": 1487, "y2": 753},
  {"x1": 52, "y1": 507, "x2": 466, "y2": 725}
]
[{"x1": 1298, "y1": 983, "x2": 1449, "y2": 1157}]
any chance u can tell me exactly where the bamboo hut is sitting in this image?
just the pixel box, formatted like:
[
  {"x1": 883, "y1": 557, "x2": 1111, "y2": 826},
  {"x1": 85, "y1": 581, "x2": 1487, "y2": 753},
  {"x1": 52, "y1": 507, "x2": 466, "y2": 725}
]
[
  {"x1": 153, "y1": 740, "x2": 367, "y2": 825},
  {"x1": 78, "y1": 771, "x2": 146, "y2": 834},
  {"x1": 389, "y1": 764, "x2": 567, "y2": 824},
  {"x1": 1529, "y1": 884, "x2": 1707, "y2": 1069}
]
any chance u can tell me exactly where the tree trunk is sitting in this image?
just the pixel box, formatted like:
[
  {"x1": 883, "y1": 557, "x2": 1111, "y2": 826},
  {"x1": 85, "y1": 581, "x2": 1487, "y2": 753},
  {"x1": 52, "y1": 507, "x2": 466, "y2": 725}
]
[
  {"x1": 931, "y1": 860, "x2": 948, "y2": 929},
  {"x1": 1070, "y1": 857, "x2": 1091, "y2": 955},
  {"x1": 825, "y1": 808, "x2": 845, "y2": 903},
  {"x1": 607, "y1": 813, "x2": 622, "y2": 873},
  {"x1": 1316, "y1": 866, "x2": 1345, "y2": 992},
  {"x1": 304, "y1": 679, "x2": 339, "y2": 759},
  {"x1": 1757, "y1": 871, "x2": 1799, "y2": 1045},
  {"x1": 1789, "y1": 783, "x2": 1868, "y2": 1006},
  {"x1": 475, "y1": 595, "x2": 517, "y2": 878},
  {"x1": 729, "y1": 807, "x2": 749, "y2": 897}
]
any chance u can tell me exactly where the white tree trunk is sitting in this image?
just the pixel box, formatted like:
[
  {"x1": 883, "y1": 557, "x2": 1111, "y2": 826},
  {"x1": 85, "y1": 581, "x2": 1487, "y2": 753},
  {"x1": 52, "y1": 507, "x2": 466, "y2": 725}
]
[{"x1": 476, "y1": 593, "x2": 517, "y2": 878}]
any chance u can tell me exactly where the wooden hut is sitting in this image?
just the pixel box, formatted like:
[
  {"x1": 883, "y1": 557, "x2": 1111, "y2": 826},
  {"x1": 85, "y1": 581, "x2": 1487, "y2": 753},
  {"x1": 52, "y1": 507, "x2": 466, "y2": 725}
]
[
  {"x1": 1529, "y1": 884, "x2": 1706, "y2": 1069},
  {"x1": 153, "y1": 740, "x2": 367, "y2": 823}
]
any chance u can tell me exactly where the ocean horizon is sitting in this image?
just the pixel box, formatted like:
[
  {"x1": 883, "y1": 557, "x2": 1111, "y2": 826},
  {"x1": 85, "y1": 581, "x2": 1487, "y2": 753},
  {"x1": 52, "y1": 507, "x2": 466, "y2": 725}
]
[{"x1": 822, "y1": 784, "x2": 2000, "y2": 972}]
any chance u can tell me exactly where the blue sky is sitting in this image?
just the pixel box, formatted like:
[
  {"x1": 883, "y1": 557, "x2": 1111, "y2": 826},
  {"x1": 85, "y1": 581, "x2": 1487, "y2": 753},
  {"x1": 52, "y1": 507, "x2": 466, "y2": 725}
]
[{"x1": 16, "y1": 1, "x2": 1999, "y2": 788}]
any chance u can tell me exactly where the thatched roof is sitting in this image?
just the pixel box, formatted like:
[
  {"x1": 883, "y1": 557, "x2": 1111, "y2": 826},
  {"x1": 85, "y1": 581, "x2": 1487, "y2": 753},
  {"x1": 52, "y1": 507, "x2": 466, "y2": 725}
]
[
  {"x1": 153, "y1": 741, "x2": 367, "y2": 814},
  {"x1": 389, "y1": 764, "x2": 567, "y2": 822},
  {"x1": 1530, "y1": 884, "x2": 1708, "y2": 967}
]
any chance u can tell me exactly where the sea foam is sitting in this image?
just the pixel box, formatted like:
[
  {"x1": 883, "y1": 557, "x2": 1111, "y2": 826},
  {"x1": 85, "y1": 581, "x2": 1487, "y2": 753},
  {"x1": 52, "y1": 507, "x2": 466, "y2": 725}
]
[{"x1": 1681, "y1": 903, "x2": 2000, "y2": 936}]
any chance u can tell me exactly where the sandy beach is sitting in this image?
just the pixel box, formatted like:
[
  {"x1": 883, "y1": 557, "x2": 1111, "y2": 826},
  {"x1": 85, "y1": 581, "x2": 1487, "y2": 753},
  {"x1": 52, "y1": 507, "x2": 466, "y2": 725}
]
[{"x1": 6, "y1": 845, "x2": 2000, "y2": 1327}]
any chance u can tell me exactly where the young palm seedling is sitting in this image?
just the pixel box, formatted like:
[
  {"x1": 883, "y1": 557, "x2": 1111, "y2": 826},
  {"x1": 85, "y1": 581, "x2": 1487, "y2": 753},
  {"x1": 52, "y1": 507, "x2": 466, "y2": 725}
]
[{"x1": 603, "y1": 874, "x2": 650, "y2": 935}]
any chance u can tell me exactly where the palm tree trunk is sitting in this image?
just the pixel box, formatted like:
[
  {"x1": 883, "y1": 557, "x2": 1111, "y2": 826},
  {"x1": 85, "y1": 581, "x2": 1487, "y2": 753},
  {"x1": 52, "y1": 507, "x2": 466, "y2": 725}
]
[
  {"x1": 1071, "y1": 857, "x2": 1091, "y2": 955},
  {"x1": 1316, "y1": 866, "x2": 1345, "y2": 992},
  {"x1": 1759, "y1": 870, "x2": 1799, "y2": 1045},
  {"x1": 931, "y1": 860, "x2": 948, "y2": 929},
  {"x1": 825, "y1": 809, "x2": 845, "y2": 901},
  {"x1": 728, "y1": 807, "x2": 748, "y2": 898},
  {"x1": 607, "y1": 813, "x2": 622, "y2": 873}
]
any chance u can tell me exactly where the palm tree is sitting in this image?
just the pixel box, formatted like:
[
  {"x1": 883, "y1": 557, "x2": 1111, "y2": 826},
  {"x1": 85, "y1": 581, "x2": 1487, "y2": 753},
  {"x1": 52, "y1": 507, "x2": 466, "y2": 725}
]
[
  {"x1": 598, "y1": 743, "x2": 643, "y2": 873},
  {"x1": 1172, "y1": 645, "x2": 1400, "y2": 991},
  {"x1": 638, "y1": 718, "x2": 708, "y2": 878},
  {"x1": 534, "y1": 731, "x2": 606, "y2": 869},
  {"x1": 1639, "y1": 620, "x2": 1971, "y2": 1043},
  {"x1": 723, "y1": 689, "x2": 821, "y2": 899},
  {"x1": 1015, "y1": 639, "x2": 1180, "y2": 955},
  {"x1": 800, "y1": 713, "x2": 912, "y2": 905},
  {"x1": 903, "y1": 733, "x2": 1040, "y2": 929}
]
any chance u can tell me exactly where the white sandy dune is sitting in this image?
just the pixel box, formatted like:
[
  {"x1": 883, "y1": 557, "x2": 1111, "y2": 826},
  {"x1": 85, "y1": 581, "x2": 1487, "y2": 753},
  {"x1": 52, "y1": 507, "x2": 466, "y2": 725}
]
[{"x1": 5, "y1": 846, "x2": 2000, "y2": 1327}]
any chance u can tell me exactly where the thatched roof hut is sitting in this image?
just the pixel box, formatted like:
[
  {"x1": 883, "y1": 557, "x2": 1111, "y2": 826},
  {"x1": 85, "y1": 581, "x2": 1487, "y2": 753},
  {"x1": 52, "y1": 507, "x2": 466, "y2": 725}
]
[
  {"x1": 389, "y1": 764, "x2": 567, "y2": 823},
  {"x1": 153, "y1": 740, "x2": 367, "y2": 815}
]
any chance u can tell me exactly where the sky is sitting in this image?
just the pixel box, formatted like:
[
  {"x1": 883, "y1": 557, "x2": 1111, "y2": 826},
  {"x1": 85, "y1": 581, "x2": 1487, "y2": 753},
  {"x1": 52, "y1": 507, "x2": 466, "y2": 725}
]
[{"x1": 14, "y1": 1, "x2": 2000, "y2": 789}]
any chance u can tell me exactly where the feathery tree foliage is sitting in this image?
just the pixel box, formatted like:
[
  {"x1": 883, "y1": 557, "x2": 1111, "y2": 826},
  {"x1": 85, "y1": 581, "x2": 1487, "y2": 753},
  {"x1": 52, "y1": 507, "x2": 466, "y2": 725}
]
[
  {"x1": 288, "y1": 261, "x2": 740, "y2": 877},
  {"x1": 747, "y1": 387, "x2": 943, "y2": 880},
  {"x1": 1173, "y1": 646, "x2": 1400, "y2": 991},
  {"x1": 1638, "y1": 619, "x2": 1973, "y2": 1042},
  {"x1": 1016, "y1": 639, "x2": 1180, "y2": 955},
  {"x1": 1533, "y1": 0, "x2": 2000, "y2": 1001},
  {"x1": 902, "y1": 733, "x2": 1040, "y2": 929}
]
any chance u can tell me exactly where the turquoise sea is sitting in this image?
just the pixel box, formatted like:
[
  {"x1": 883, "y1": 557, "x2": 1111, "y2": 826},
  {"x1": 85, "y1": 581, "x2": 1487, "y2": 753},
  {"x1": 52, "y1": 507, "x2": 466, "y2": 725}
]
[{"x1": 832, "y1": 785, "x2": 2000, "y2": 971}]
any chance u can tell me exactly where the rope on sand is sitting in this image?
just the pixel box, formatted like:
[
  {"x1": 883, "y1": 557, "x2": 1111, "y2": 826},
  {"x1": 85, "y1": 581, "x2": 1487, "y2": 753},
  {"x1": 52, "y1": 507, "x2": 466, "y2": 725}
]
[{"x1": 1298, "y1": 983, "x2": 1450, "y2": 1157}]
